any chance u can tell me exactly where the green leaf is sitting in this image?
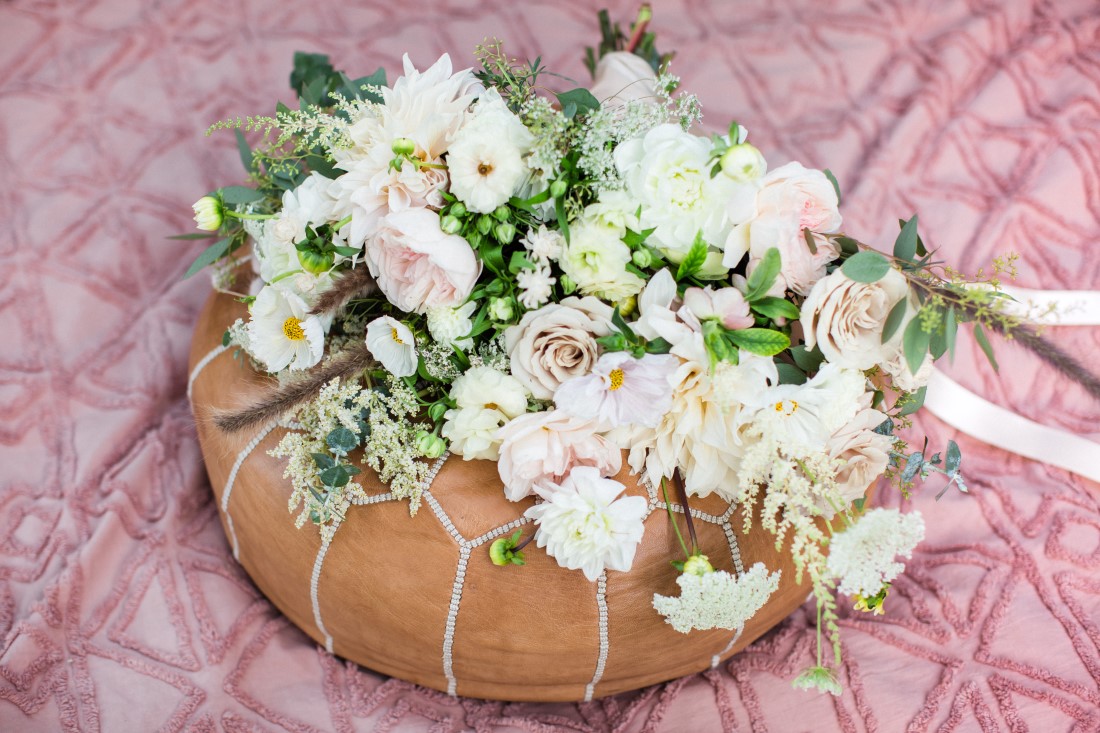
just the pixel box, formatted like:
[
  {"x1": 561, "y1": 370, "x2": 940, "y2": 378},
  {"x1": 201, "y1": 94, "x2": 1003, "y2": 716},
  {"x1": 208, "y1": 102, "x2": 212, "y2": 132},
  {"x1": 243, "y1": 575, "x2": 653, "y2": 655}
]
[
  {"x1": 304, "y1": 153, "x2": 338, "y2": 179},
  {"x1": 902, "y1": 315, "x2": 930, "y2": 375},
  {"x1": 219, "y1": 186, "x2": 266, "y2": 205},
  {"x1": 893, "y1": 215, "x2": 919, "y2": 262},
  {"x1": 841, "y1": 250, "x2": 891, "y2": 283},
  {"x1": 676, "y1": 232, "x2": 708, "y2": 281},
  {"x1": 836, "y1": 236, "x2": 860, "y2": 256},
  {"x1": 221, "y1": 330, "x2": 232, "y2": 347},
  {"x1": 183, "y1": 238, "x2": 230, "y2": 279},
  {"x1": 623, "y1": 226, "x2": 656, "y2": 248},
  {"x1": 725, "y1": 328, "x2": 791, "y2": 357},
  {"x1": 645, "y1": 337, "x2": 672, "y2": 354},
  {"x1": 853, "y1": 497, "x2": 866, "y2": 512},
  {"x1": 945, "y1": 440, "x2": 962, "y2": 475},
  {"x1": 610, "y1": 306, "x2": 637, "y2": 341},
  {"x1": 901, "y1": 452, "x2": 924, "y2": 482},
  {"x1": 823, "y1": 168, "x2": 841, "y2": 205},
  {"x1": 326, "y1": 427, "x2": 359, "y2": 455},
  {"x1": 790, "y1": 344, "x2": 826, "y2": 373},
  {"x1": 555, "y1": 88, "x2": 600, "y2": 119},
  {"x1": 898, "y1": 385, "x2": 927, "y2": 416},
  {"x1": 945, "y1": 306, "x2": 958, "y2": 361},
  {"x1": 332, "y1": 246, "x2": 360, "y2": 257},
  {"x1": 319, "y1": 465, "x2": 350, "y2": 488},
  {"x1": 881, "y1": 298, "x2": 908, "y2": 344},
  {"x1": 974, "y1": 323, "x2": 998, "y2": 372},
  {"x1": 744, "y1": 247, "x2": 782, "y2": 301},
  {"x1": 311, "y1": 453, "x2": 336, "y2": 470},
  {"x1": 802, "y1": 227, "x2": 818, "y2": 255},
  {"x1": 235, "y1": 130, "x2": 253, "y2": 173},
  {"x1": 508, "y1": 251, "x2": 536, "y2": 273},
  {"x1": 168, "y1": 233, "x2": 217, "y2": 240},
  {"x1": 750, "y1": 296, "x2": 801, "y2": 321},
  {"x1": 775, "y1": 362, "x2": 808, "y2": 385}
]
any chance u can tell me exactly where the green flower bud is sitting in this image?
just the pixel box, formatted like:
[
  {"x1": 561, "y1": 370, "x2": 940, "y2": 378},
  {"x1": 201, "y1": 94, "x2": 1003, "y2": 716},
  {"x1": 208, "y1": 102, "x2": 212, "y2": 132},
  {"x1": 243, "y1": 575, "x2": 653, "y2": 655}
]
[
  {"x1": 549, "y1": 179, "x2": 568, "y2": 199},
  {"x1": 440, "y1": 215, "x2": 463, "y2": 234},
  {"x1": 494, "y1": 221, "x2": 516, "y2": 243},
  {"x1": 682, "y1": 553, "x2": 714, "y2": 576},
  {"x1": 488, "y1": 297, "x2": 514, "y2": 322},
  {"x1": 414, "y1": 430, "x2": 447, "y2": 459},
  {"x1": 391, "y1": 137, "x2": 416, "y2": 156},
  {"x1": 616, "y1": 294, "x2": 637, "y2": 318},
  {"x1": 449, "y1": 202, "x2": 467, "y2": 218},
  {"x1": 559, "y1": 274, "x2": 577, "y2": 295},
  {"x1": 719, "y1": 143, "x2": 767, "y2": 183},
  {"x1": 631, "y1": 248, "x2": 655, "y2": 269},
  {"x1": 476, "y1": 215, "x2": 493, "y2": 235},
  {"x1": 493, "y1": 205, "x2": 511, "y2": 222},
  {"x1": 297, "y1": 249, "x2": 335, "y2": 274},
  {"x1": 191, "y1": 196, "x2": 223, "y2": 232}
]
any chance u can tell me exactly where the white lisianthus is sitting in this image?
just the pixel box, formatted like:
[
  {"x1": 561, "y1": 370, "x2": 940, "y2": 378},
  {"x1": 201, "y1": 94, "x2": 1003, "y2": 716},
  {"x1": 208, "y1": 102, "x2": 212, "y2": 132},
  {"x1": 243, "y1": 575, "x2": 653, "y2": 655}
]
[
  {"x1": 558, "y1": 221, "x2": 645, "y2": 301},
  {"x1": 615, "y1": 124, "x2": 753, "y2": 259},
  {"x1": 516, "y1": 264, "x2": 556, "y2": 309},
  {"x1": 554, "y1": 352, "x2": 679, "y2": 429},
  {"x1": 447, "y1": 89, "x2": 535, "y2": 214},
  {"x1": 450, "y1": 365, "x2": 528, "y2": 417},
  {"x1": 653, "y1": 562, "x2": 781, "y2": 633},
  {"x1": 441, "y1": 406, "x2": 509, "y2": 461},
  {"x1": 520, "y1": 224, "x2": 565, "y2": 262},
  {"x1": 442, "y1": 364, "x2": 528, "y2": 461},
  {"x1": 426, "y1": 301, "x2": 476, "y2": 350},
  {"x1": 525, "y1": 466, "x2": 647, "y2": 582},
  {"x1": 365, "y1": 316, "x2": 418, "y2": 377},
  {"x1": 246, "y1": 285, "x2": 325, "y2": 372},
  {"x1": 827, "y1": 508, "x2": 925, "y2": 597},
  {"x1": 192, "y1": 196, "x2": 222, "y2": 231}
]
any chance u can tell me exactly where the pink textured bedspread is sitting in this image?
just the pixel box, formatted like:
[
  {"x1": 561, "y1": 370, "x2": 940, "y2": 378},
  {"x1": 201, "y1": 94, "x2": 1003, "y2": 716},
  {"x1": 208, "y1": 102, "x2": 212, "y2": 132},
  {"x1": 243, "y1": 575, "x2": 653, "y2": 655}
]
[{"x1": 3, "y1": 0, "x2": 1100, "y2": 730}]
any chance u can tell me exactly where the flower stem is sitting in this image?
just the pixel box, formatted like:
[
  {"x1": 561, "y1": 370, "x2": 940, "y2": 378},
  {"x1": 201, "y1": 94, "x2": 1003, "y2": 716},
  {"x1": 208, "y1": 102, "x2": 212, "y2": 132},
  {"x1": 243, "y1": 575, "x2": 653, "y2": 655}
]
[
  {"x1": 816, "y1": 598, "x2": 824, "y2": 668},
  {"x1": 672, "y1": 472, "x2": 699, "y2": 555},
  {"x1": 333, "y1": 214, "x2": 352, "y2": 230},
  {"x1": 661, "y1": 478, "x2": 691, "y2": 560},
  {"x1": 625, "y1": 4, "x2": 653, "y2": 53},
  {"x1": 225, "y1": 210, "x2": 276, "y2": 221}
]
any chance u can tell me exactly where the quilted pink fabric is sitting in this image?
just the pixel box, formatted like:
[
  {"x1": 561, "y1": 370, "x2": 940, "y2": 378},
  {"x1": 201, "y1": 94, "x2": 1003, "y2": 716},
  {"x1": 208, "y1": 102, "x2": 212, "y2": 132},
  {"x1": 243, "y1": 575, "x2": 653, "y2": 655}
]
[{"x1": 3, "y1": 0, "x2": 1100, "y2": 730}]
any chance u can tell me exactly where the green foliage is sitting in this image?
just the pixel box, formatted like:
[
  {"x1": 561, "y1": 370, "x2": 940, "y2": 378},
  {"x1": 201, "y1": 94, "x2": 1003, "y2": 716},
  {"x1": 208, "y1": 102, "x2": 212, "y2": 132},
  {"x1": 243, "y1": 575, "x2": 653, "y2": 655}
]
[
  {"x1": 840, "y1": 250, "x2": 891, "y2": 283},
  {"x1": 676, "y1": 232, "x2": 709, "y2": 281},
  {"x1": 183, "y1": 238, "x2": 230, "y2": 279},
  {"x1": 555, "y1": 88, "x2": 600, "y2": 119},
  {"x1": 744, "y1": 247, "x2": 781, "y2": 301}
]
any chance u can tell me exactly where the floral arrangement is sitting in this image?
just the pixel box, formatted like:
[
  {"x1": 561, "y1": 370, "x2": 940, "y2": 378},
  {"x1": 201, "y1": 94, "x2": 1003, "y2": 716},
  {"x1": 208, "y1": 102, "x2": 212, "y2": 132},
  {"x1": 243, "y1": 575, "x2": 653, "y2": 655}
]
[{"x1": 183, "y1": 8, "x2": 1049, "y2": 694}]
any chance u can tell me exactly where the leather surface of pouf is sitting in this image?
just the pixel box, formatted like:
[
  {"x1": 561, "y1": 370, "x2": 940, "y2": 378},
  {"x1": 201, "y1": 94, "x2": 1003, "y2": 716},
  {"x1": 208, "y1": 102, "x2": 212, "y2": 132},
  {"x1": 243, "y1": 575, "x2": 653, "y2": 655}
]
[{"x1": 188, "y1": 288, "x2": 815, "y2": 702}]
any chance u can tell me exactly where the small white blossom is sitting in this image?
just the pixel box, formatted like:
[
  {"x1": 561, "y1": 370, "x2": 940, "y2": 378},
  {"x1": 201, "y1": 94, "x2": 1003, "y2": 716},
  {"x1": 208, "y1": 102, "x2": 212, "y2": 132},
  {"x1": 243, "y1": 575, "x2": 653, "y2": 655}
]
[
  {"x1": 516, "y1": 264, "x2": 556, "y2": 309},
  {"x1": 441, "y1": 406, "x2": 509, "y2": 460},
  {"x1": 653, "y1": 562, "x2": 781, "y2": 633},
  {"x1": 246, "y1": 286, "x2": 325, "y2": 372},
  {"x1": 427, "y1": 301, "x2": 476, "y2": 350},
  {"x1": 520, "y1": 224, "x2": 565, "y2": 262},
  {"x1": 827, "y1": 508, "x2": 925, "y2": 597},
  {"x1": 525, "y1": 466, "x2": 647, "y2": 581},
  {"x1": 450, "y1": 366, "x2": 528, "y2": 417},
  {"x1": 365, "y1": 316, "x2": 417, "y2": 377}
]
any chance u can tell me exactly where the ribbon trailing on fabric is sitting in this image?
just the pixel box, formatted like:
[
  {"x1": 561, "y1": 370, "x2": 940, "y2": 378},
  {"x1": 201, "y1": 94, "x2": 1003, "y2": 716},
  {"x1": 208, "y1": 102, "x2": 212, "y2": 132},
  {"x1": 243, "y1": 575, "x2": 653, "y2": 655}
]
[{"x1": 923, "y1": 286, "x2": 1100, "y2": 484}]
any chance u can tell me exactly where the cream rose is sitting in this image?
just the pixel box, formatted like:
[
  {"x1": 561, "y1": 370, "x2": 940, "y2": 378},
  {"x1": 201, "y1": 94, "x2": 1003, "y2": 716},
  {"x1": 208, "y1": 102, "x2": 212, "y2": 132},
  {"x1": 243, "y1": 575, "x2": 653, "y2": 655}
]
[
  {"x1": 504, "y1": 297, "x2": 613, "y2": 400},
  {"x1": 496, "y1": 410, "x2": 622, "y2": 501},
  {"x1": 827, "y1": 405, "x2": 893, "y2": 508},
  {"x1": 366, "y1": 208, "x2": 481, "y2": 314},
  {"x1": 800, "y1": 267, "x2": 910, "y2": 371}
]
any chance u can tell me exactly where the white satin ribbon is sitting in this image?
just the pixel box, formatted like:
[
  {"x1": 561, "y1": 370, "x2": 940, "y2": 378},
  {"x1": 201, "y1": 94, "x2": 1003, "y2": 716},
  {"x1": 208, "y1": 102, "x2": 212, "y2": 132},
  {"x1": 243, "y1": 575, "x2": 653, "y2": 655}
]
[{"x1": 922, "y1": 286, "x2": 1100, "y2": 485}]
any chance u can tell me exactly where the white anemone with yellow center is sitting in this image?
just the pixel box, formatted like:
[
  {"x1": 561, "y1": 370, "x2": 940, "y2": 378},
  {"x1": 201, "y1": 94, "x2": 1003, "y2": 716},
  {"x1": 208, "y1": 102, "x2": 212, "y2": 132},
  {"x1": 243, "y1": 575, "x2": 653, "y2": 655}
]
[
  {"x1": 554, "y1": 351, "x2": 679, "y2": 430},
  {"x1": 365, "y1": 315, "x2": 418, "y2": 377},
  {"x1": 246, "y1": 285, "x2": 325, "y2": 373},
  {"x1": 752, "y1": 363, "x2": 867, "y2": 453}
]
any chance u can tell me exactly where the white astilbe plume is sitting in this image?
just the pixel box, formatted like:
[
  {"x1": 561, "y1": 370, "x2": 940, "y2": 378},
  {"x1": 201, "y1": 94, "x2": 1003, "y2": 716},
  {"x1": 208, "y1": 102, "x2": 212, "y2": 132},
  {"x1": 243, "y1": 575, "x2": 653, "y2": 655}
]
[
  {"x1": 653, "y1": 562, "x2": 781, "y2": 633},
  {"x1": 826, "y1": 508, "x2": 925, "y2": 597}
]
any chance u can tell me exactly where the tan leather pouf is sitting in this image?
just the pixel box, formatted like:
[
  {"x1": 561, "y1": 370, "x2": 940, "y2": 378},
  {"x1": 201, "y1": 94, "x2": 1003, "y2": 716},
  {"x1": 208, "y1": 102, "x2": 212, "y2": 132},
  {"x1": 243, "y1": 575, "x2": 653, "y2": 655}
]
[{"x1": 188, "y1": 287, "x2": 814, "y2": 702}]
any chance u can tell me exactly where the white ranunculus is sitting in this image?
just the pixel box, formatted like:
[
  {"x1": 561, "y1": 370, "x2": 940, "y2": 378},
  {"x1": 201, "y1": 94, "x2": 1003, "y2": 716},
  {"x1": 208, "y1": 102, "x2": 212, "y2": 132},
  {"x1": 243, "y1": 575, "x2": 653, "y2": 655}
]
[
  {"x1": 615, "y1": 124, "x2": 753, "y2": 260},
  {"x1": 588, "y1": 51, "x2": 658, "y2": 110},
  {"x1": 246, "y1": 285, "x2": 325, "y2": 372},
  {"x1": 504, "y1": 297, "x2": 614, "y2": 400},
  {"x1": 447, "y1": 88, "x2": 535, "y2": 214},
  {"x1": 450, "y1": 365, "x2": 529, "y2": 418},
  {"x1": 496, "y1": 410, "x2": 621, "y2": 501},
  {"x1": 558, "y1": 221, "x2": 645, "y2": 302},
  {"x1": 525, "y1": 466, "x2": 647, "y2": 581},
  {"x1": 800, "y1": 267, "x2": 911, "y2": 371},
  {"x1": 365, "y1": 316, "x2": 418, "y2": 377},
  {"x1": 441, "y1": 406, "x2": 509, "y2": 461},
  {"x1": 426, "y1": 301, "x2": 476, "y2": 350}
]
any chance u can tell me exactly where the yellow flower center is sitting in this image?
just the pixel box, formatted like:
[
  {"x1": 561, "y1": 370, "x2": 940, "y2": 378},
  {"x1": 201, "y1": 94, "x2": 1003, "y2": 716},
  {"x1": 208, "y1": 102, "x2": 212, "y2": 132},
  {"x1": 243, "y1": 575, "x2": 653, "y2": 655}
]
[
  {"x1": 775, "y1": 399, "x2": 798, "y2": 415},
  {"x1": 282, "y1": 317, "x2": 306, "y2": 341},
  {"x1": 391, "y1": 328, "x2": 404, "y2": 344},
  {"x1": 608, "y1": 368, "x2": 625, "y2": 391}
]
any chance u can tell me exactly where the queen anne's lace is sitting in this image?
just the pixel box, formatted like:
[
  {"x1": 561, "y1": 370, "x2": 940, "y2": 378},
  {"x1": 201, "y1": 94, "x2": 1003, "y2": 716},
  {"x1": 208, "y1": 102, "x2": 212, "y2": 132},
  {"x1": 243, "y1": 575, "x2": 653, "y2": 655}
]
[
  {"x1": 826, "y1": 508, "x2": 925, "y2": 597},
  {"x1": 653, "y1": 562, "x2": 781, "y2": 633}
]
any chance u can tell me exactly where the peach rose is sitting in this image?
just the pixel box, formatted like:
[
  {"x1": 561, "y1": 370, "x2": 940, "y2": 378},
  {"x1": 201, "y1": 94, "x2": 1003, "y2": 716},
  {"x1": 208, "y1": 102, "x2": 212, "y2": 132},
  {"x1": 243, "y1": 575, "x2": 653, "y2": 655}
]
[
  {"x1": 504, "y1": 297, "x2": 613, "y2": 400},
  {"x1": 496, "y1": 410, "x2": 622, "y2": 501},
  {"x1": 366, "y1": 208, "x2": 481, "y2": 313},
  {"x1": 827, "y1": 406, "x2": 893, "y2": 507},
  {"x1": 800, "y1": 267, "x2": 910, "y2": 371}
]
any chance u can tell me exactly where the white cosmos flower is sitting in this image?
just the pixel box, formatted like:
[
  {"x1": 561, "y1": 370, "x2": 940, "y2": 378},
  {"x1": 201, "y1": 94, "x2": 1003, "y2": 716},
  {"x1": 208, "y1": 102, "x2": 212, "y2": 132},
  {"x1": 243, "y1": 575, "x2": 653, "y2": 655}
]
[
  {"x1": 827, "y1": 508, "x2": 925, "y2": 597},
  {"x1": 525, "y1": 466, "x2": 647, "y2": 581},
  {"x1": 246, "y1": 285, "x2": 325, "y2": 372},
  {"x1": 653, "y1": 562, "x2": 781, "y2": 633},
  {"x1": 447, "y1": 89, "x2": 534, "y2": 214},
  {"x1": 751, "y1": 363, "x2": 867, "y2": 453},
  {"x1": 365, "y1": 316, "x2": 418, "y2": 377},
  {"x1": 554, "y1": 352, "x2": 679, "y2": 429}
]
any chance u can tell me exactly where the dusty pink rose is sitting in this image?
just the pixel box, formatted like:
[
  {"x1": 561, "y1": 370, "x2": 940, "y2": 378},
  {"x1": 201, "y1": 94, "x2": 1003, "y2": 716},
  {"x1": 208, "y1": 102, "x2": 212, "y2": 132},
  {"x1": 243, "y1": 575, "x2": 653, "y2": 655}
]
[
  {"x1": 682, "y1": 285, "x2": 754, "y2": 330},
  {"x1": 588, "y1": 51, "x2": 657, "y2": 109},
  {"x1": 739, "y1": 162, "x2": 842, "y2": 295},
  {"x1": 827, "y1": 405, "x2": 893, "y2": 508},
  {"x1": 366, "y1": 208, "x2": 481, "y2": 313},
  {"x1": 496, "y1": 410, "x2": 623, "y2": 501}
]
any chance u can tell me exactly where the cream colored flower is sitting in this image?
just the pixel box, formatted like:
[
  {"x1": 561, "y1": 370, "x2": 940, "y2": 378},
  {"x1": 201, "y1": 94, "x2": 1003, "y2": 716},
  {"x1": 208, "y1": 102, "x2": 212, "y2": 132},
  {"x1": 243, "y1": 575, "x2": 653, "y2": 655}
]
[
  {"x1": 426, "y1": 301, "x2": 476, "y2": 351},
  {"x1": 192, "y1": 196, "x2": 222, "y2": 231},
  {"x1": 246, "y1": 285, "x2": 325, "y2": 372},
  {"x1": 441, "y1": 406, "x2": 509, "y2": 461},
  {"x1": 653, "y1": 562, "x2": 780, "y2": 633},
  {"x1": 826, "y1": 404, "x2": 893, "y2": 506},
  {"x1": 558, "y1": 221, "x2": 645, "y2": 302},
  {"x1": 504, "y1": 297, "x2": 613, "y2": 400},
  {"x1": 800, "y1": 267, "x2": 910, "y2": 371},
  {"x1": 588, "y1": 51, "x2": 657, "y2": 109},
  {"x1": 447, "y1": 89, "x2": 534, "y2": 214},
  {"x1": 365, "y1": 316, "x2": 417, "y2": 377},
  {"x1": 450, "y1": 366, "x2": 528, "y2": 418},
  {"x1": 443, "y1": 366, "x2": 527, "y2": 461}
]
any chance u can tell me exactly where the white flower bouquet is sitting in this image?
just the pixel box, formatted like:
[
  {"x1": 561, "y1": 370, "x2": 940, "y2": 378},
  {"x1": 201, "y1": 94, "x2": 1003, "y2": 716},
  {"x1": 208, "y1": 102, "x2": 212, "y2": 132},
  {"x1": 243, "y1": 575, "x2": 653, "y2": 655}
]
[{"x1": 183, "y1": 7, "x2": 1075, "y2": 695}]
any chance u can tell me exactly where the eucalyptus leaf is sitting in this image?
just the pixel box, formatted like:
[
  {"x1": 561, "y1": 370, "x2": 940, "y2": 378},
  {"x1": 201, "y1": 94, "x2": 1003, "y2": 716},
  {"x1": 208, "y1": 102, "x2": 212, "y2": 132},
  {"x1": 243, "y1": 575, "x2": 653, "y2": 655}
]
[
  {"x1": 945, "y1": 305, "x2": 958, "y2": 360},
  {"x1": 902, "y1": 316, "x2": 930, "y2": 375},
  {"x1": 974, "y1": 323, "x2": 998, "y2": 371},
  {"x1": 311, "y1": 453, "x2": 336, "y2": 470},
  {"x1": 823, "y1": 168, "x2": 841, "y2": 205},
  {"x1": 555, "y1": 88, "x2": 600, "y2": 119},
  {"x1": 841, "y1": 250, "x2": 891, "y2": 283},
  {"x1": 725, "y1": 328, "x2": 791, "y2": 357},
  {"x1": 901, "y1": 452, "x2": 924, "y2": 483},
  {"x1": 945, "y1": 440, "x2": 962, "y2": 475},
  {"x1": 319, "y1": 465, "x2": 350, "y2": 488},
  {"x1": 790, "y1": 344, "x2": 826, "y2": 373},
  {"x1": 881, "y1": 298, "x2": 908, "y2": 344},
  {"x1": 183, "y1": 238, "x2": 230, "y2": 279},
  {"x1": 898, "y1": 385, "x2": 927, "y2": 416},
  {"x1": 219, "y1": 186, "x2": 266, "y2": 205},
  {"x1": 326, "y1": 427, "x2": 358, "y2": 455},
  {"x1": 893, "y1": 215, "x2": 919, "y2": 262},
  {"x1": 775, "y1": 362, "x2": 808, "y2": 385},
  {"x1": 235, "y1": 130, "x2": 253, "y2": 173}
]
